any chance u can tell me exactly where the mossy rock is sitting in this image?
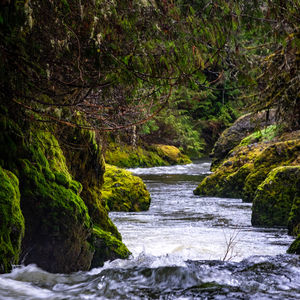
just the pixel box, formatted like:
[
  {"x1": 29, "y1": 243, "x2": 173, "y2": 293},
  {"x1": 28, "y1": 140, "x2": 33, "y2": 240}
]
[
  {"x1": 287, "y1": 235, "x2": 300, "y2": 254},
  {"x1": 59, "y1": 127, "x2": 121, "y2": 239},
  {"x1": 288, "y1": 193, "x2": 300, "y2": 236},
  {"x1": 251, "y1": 166, "x2": 300, "y2": 228},
  {"x1": 18, "y1": 131, "x2": 94, "y2": 273},
  {"x1": 243, "y1": 140, "x2": 300, "y2": 202},
  {"x1": 193, "y1": 142, "x2": 266, "y2": 198},
  {"x1": 210, "y1": 110, "x2": 276, "y2": 170},
  {"x1": 91, "y1": 226, "x2": 131, "y2": 268},
  {"x1": 102, "y1": 165, "x2": 151, "y2": 212},
  {"x1": 105, "y1": 142, "x2": 168, "y2": 168},
  {"x1": 153, "y1": 144, "x2": 192, "y2": 165},
  {"x1": 0, "y1": 167, "x2": 25, "y2": 274}
]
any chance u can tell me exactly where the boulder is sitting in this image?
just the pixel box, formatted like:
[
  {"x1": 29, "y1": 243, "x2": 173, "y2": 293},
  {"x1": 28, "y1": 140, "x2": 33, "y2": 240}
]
[
  {"x1": 251, "y1": 166, "x2": 300, "y2": 228},
  {"x1": 287, "y1": 235, "x2": 300, "y2": 254},
  {"x1": 18, "y1": 131, "x2": 94, "y2": 273},
  {"x1": 153, "y1": 144, "x2": 192, "y2": 165},
  {"x1": 91, "y1": 226, "x2": 131, "y2": 268},
  {"x1": 0, "y1": 167, "x2": 24, "y2": 273},
  {"x1": 102, "y1": 165, "x2": 151, "y2": 212},
  {"x1": 210, "y1": 110, "x2": 276, "y2": 170},
  {"x1": 194, "y1": 139, "x2": 300, "y2": 202}
]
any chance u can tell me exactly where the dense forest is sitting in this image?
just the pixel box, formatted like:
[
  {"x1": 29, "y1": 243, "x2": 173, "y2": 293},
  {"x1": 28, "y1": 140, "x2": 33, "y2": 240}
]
[{"x1": 0, "y1": 0, "x2": 299, "y2": 278}]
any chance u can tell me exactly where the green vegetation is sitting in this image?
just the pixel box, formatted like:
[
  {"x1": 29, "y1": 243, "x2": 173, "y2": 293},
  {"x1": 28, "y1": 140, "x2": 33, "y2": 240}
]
[
  {"x1": 105, "y1": 143, "x2": 167, "y2": 168},
  {"x1": 239, "y1": 125, "x2": 279, "y2": 147},
  {"x1": 105, "y1": 142, "x2": 191, "y2": 168}
]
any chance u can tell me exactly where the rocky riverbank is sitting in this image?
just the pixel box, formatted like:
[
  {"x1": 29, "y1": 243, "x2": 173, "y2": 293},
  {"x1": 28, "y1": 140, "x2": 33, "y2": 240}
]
[{"x1": 194, "y1": 112, "x2": 300, "y2": 253}]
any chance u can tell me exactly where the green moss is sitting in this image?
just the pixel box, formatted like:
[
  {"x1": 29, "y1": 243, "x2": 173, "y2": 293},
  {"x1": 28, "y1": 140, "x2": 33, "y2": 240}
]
[
  {"x1": 16, "y1": 131, "x2": 95, "y2": 273},
  {"x1": 59, "y1": 127, "x2": 121, "y2": 240},
  {"x1": 105, "y1": 142, "x2": 168, "y2": 168},
  {"x1": 239, "y1": 125, "x2": 278, "y2": 147},
  {"x1": 0, "y1": 167, "x2": 25, "y2": 274},
  {"x1": 243, "y1": 140, "x2": 300, "y2": 202},
  {"x1": 102, "y1": 165, "x2": 151, "y2": 212},
  {"x1": 287, "y1": 235, "x2": 300, "y2": 254},
  {"x1": 288, "y1": 194, "x2": 300, "y2": 236},
  {"x1": 193, "y1": 143, "x2": 265, "y2": 198},
  {"x1": 91, "y1": 226, "x2": 131, "y2": 268},
  {"x1": 251, "y1": 166, "x2": 300, "y2": 227},
  {"x1": 153, "y1": 144, "x2": 192, "y2": 165}
]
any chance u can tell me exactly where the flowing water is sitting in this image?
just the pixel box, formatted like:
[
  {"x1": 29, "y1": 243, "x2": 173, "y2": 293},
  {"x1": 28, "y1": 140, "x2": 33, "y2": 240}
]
[{"x1": 1, "y1": 160, "x2": 300, "y2": 299}]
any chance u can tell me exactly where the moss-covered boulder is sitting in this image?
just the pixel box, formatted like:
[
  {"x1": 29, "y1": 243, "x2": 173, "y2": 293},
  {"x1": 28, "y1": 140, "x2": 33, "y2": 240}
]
[
  {"x1": 0, "y1": 167, "x2": 25, "y2": 274},
  {"x1": 0, "y1": 111, "x2": 130, "y2": 273},
  {"x1": 91, "y1": 226, "x2": 131, "y2": 268},
  {"x1": 153, "y1": 144, "x2": 192, "y2": 165},
  {"x1": 102, "y1": 165, "x2": 151, "y2": 212},
  {"x1": 210, "y1": 110, "x2": 276, "y2": 170},
  {"x1": 193, "y1": 142, "x2": 267, "y2": 198},
  {"x1": 287, "y1": 235, "x2": 300, "y2": 254},
  {"x1": 243, "y1": 140, "x2": 300, "y2": 202},
  {"x1": 105, "y1": 142, "x2": 191, "y2": 168},
  {"x1": 18, "y1": 131, "x2": 94, "y2": 273},
  {"x1": 59, "y1": 127, "x2": 121, "y2": 239},
  {"x1": 194, "y1": 138, "x2": 300, "y2": 202},
  {"x1": 251, "y1": 166, "x2": 300, "y2": 228},
  {"x1": 105, "y1": 142, "x2": 168, "y2": 168}
]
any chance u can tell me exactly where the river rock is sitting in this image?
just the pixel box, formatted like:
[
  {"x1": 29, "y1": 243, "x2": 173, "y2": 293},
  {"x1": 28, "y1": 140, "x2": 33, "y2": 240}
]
[
  {"x1": 194, "y1": 138, "x2": 300, "y2": 202},
  {"x1": 210, "y1": 110, "x2": 276, "y2": 170},
  {"x1": 0, "y1": 167, "x2": 25, "y2": 273},
  {"x1": 91, "y1": 226, "x2": 131, "y2": 268},
  {"x1": 102, "y1": 164, "x2": 151, "y2": 212},
  {"x1": 287, "y1": 235, "x2": 300, "y2": 254},
  {"x1": 59, "y1": 126, "x2": 121, "y2": 239},
  {"x1": 251, "y1": 166, "x2": 300, "y2": 228}
]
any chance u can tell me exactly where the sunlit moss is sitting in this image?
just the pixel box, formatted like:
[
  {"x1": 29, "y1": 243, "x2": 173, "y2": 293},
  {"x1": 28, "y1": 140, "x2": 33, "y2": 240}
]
[
  {"x1": 102, "y1": 164, "x2": 151, "y2": 212},
  {"x1": 91, "y1": 226, "x2": 131, "y2": 268}
]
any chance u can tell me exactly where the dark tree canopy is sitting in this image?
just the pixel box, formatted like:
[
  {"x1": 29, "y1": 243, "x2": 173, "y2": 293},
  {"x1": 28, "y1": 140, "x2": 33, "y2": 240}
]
[{"x1": 0, "y1": 0, "x2": 299, "y2": 132}]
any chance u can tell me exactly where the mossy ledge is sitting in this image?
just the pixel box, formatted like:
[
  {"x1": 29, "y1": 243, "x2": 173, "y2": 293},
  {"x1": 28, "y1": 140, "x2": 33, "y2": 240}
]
[
  {"x1": 105, "y1": 142, "x2": 191, "y2": 168},
  {"x1": 0, "y1": 167, "x2": 25, "y2": 274},
  {"x1": 102, "y1": 164, "x2": 151, "y2": 212},
  {"x1": 251, "y1": 166, "x2": 300, "y2": 229}
]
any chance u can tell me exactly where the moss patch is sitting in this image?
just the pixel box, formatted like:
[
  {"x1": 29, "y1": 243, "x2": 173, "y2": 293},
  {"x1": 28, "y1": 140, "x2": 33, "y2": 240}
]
[
  {"x1": 0, "y1": 167, "x2": 25, "y2": 274},
  {"x1": 238, "y1": 125, "x2": 279, "y2": 147},
  {"x1": 105, "y1": 142, "x2": 168, "y2": 168},
  {"x1": 287, "y1": 235, "x2": 300, "y2": 254},
  {"x1": 59, "y1": 127, "x2": 121, "y2": 239},
  {"x1": 243, "y1": 140, "x2": 300, "y2": 202},
  {"x1": 251, "y1": 166, "x2": 300, "y2": 228},
  {"x1": 91, "y1": 226, "x2": 131, "y2": 268},
  {"x1": 153, "y1": 144, "x2": 192, "y2": 165},
  {"x1": 105, "y1": 142, "x2": 191, "y2": 168},
  {"x1": 193, "y1": 143, "x2": 266, "y2": 198},
  {"x1": 102, "y1": 165, "x2": 151, "y2": 212},
  {"x1": 18, "y1": 131, "x2": 94, "y2": 273}
]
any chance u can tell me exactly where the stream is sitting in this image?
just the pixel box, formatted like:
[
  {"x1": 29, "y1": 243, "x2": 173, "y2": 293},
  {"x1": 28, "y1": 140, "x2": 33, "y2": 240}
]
[{"x1": 1, "y1": 160, "x2": 300, "y2": 299}]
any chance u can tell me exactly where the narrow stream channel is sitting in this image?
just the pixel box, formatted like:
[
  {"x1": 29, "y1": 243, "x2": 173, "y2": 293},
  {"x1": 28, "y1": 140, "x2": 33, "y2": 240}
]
[{"x1": 1, "y1": 160, "x2": 300, "y2": 299}]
